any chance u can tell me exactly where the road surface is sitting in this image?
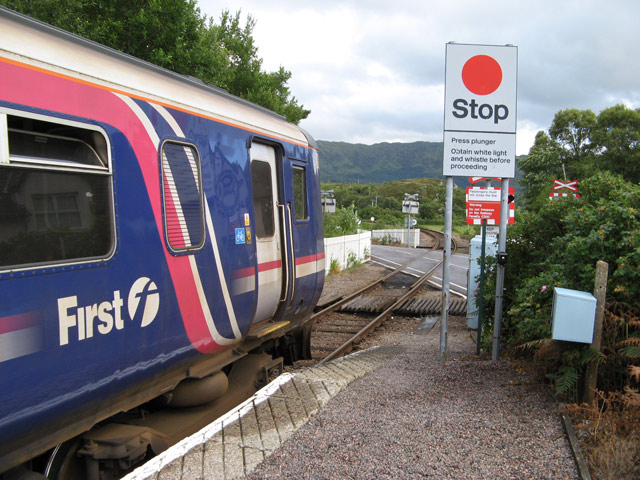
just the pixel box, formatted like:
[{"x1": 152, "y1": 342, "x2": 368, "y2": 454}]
[{"x1": 371, "y1": 244, "x2": 468, "y2": 298}]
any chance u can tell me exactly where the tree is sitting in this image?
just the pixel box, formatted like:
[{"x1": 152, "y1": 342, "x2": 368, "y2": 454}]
[
  {"x1": 518, "y1": 131, "x2": 565, "y2": 209},
  {"x1": 519, "y1": 105, "x2": 640, "y2": 208},
  {"x1": 1, "y1": 0, "x2": 309, "y2": 124},
  {"x1": 548, "y1": 108, "x2": 597, "y2": 179},
  {"x1": 592, "y1": 105, "x2": 640, "y2": 183},
  {"x1": 3, "y1": 0, "x2": 210, "y2": 71}
]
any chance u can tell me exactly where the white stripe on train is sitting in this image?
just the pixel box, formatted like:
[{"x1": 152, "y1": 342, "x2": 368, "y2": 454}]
[{"x1": 115, "y1": 93, "x2": 238, "y2": 345}]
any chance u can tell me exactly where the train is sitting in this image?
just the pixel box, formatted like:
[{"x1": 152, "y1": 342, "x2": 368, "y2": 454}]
[{"x1": 0, "y1": 7, "x2": 324, "y2": 479}]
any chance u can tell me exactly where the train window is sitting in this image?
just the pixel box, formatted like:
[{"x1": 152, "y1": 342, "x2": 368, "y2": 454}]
[
  {"x1": 251, "y1": 160, "x2": 275, "y2": 238},
  {"x1": 0, "y1": 112, "x2": 113, "y2": 269},
  {"x1": 161, "y1": 140, "x2": 205, "y2": 252},
  {"x1": 292, "y1": 165, "x2": 308, "y2": 221},
  {"x1": 5, "y1": 114, "x2": 108, "y2": 170}
]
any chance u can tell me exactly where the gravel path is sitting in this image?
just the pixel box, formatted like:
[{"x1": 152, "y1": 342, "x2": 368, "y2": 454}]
[{"x1": 248, "y1": 263, "x2": 579, "y2": 479}]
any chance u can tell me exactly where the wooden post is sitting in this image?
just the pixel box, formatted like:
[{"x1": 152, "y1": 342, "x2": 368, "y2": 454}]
[{"x1": 582, "y1": 260, "x2": 608, "y2": 405}]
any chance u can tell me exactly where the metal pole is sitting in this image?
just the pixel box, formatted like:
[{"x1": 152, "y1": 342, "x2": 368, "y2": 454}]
[
  {"x1": 440, "y1": 176, "x2": 453, "y2": 360},
  {"x1": 492, "y1": 178, "x2": 510, "y2": 361},
  {"x1": 476, "y1": 178, "x2": 491, "y2": 355},
  {"x1": 476, "y1": 219, "x2": 487, "y2": 355}
]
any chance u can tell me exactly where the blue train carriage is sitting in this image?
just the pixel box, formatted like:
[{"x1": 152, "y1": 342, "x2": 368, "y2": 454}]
[{"x1": 0, "y1": 7, "x2": 324, "y2": 478}]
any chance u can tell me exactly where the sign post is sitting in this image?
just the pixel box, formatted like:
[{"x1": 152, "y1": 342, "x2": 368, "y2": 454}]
[
  {"x1": 477, "y1": 218, "x2": 487, "y2": 354},
  {"x1": 321, "y1": 190, "x2": 336, "y2": 213},
  {"x1": 492, "y1": 178, "x2": 510, "y2": 361},
  {"x1": 466, "y1": 181, "x2": 515, "y2": 354},
  {"x1": 402, "y1": 194, "x2": 419, "y2": 248},
  {"x1": 442, "y1": 42, "x2": 517, "y2": 361}
]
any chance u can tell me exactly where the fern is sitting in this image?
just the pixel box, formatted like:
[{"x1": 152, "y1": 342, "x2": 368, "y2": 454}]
[
  {"x1": 617, "y1": 337, "x2": 640, "y2": 358},
  {"x1": 619, "y1": 346, "x2": 640, "y2": 358},
  {"x1": 580, "y1": 347, "x2": 605, "y2": 366},
  {"x1": 515, "y1": 338, "x2": 552, "y2": 353},
  {"x1": 618, "y1": 337, "x2": 640, "y2": 346},
  {"x1": 552, "y1": 366, "x2": 579, "y2": 397}
]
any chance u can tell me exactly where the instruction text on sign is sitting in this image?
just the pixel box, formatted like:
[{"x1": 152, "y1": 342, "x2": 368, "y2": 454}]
[{"x1": 443, "y1": 131, "x2": 515, "y2": 177}]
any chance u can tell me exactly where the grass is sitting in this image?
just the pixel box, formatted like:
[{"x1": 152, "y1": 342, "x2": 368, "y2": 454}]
[{"x1": 329, "y1": 257, "x2": 341, "y2": 275}]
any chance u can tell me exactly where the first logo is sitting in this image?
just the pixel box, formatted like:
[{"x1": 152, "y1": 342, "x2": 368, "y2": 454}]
[{"x1": 58, "y1": 276, "x2": 160, "y2": 345}]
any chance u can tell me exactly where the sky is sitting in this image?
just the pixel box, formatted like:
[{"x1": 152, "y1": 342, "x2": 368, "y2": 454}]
[{"x1": 198, "y1": 0, "x2": 640, "y2": 155}]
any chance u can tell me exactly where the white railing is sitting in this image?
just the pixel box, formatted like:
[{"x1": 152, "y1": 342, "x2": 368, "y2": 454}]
[
  {"x1": 323, "y1": 230, "x2": 371, "y2": 274},
  {"x1": 371, "y1": 228, "x2": 420, "y2": 248}
]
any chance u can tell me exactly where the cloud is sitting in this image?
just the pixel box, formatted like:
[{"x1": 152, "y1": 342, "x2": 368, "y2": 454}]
[{"x1": 199, "y1": 0, "x2": 640, "y2": 156}]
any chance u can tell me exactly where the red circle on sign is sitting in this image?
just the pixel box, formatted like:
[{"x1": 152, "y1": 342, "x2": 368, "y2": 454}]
[{"x1": 462, "y1": 55, "x2": 502, "y2": 95}]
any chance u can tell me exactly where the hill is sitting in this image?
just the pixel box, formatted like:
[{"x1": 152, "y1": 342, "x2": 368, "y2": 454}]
[
  {"x1": 317, "y1": 139, "x2": 522, "y2": 191},
  {"x1": 317, "y1": 140, "x2": 447, "y2": 184}
]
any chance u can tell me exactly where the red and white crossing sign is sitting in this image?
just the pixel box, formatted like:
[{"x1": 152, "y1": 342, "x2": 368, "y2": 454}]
[
  {"x1": 549, "y1": 192, "x2": 581, "y2": 199},
  {"x1": 553, "y1": 179, "x2": 579, "y2": 192},
  {"x1": 469, "y1": 176, "x2": 502, "y2": 184},
  {"x1": 549, "y1": 179, "x2": 580, "y2": 199},
  {"x1": 466, "y1": 186, "x2": 515, "y2": 225}
]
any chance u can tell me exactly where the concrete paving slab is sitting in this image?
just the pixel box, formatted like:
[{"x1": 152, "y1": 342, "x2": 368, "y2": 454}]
[{"x1": 122, "y1": 346, "x2": 404, "y2": 480}]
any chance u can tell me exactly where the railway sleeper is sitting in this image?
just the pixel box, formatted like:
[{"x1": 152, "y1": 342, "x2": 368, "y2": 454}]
[
  {"x1": 319, "y1": 319, "x2": 371, "y2": 328},
  {"x1": 339, "y1": 297, "x2": 396, "y2": 314},
  {"x1": 312, "y1": 340, "x2": 352, "y2": 349},
  {"x1": 315, "y1": 327, "x2": 362, "y2": 334},
  {"x1": 313, "y1": 332, "x2": 357, "y2": 341},
  {"x1": 312, "y1": 345, "x2": 346, "y2": 353}
]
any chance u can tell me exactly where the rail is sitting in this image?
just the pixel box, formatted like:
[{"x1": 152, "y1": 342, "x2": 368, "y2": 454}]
[
  {"x1": 318, "y1": 260, "x2": 443, "y2": 364},
  {"x1": 420, "y1": 228, "x2": 458, "y2": 254},
  {"x1": 307, "y1": 262, "x2": 408, "y2": 323}
]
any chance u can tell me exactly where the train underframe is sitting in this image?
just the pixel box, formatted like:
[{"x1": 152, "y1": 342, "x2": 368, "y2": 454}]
[{"x1": 3, "y1": 321, "x2": 313, "y2": 480}]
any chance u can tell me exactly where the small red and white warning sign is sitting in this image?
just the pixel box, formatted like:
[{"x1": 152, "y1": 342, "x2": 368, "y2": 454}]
[
  {"x1": 549, "y1": 179, "x2": 581, "y2": 199},
  {"x1": 552, "y1": 179, "x2": 579, "y2": 192},
  {"x1": 466, "y1": 186, "x2": 515, "y2": 225}
]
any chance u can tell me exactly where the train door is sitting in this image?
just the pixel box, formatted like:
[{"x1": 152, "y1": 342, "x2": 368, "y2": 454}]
[
  {"x1": 250, "y1": 142, "x2": 288, "y2": 323},
  {"x1": 283, "y1": 160, "x2": 312, "y2": 315}
]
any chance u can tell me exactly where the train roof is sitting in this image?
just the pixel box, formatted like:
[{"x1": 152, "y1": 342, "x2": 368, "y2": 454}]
[{"x1": 0, "y1": 6, "x2": 315, "y2": 149}]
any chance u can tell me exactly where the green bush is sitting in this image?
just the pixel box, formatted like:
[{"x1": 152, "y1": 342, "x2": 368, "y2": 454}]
[
  {"x1": 323, "y1": 204, "x2": 360, "y2": 238},
  {"x1": 481, "y1": 171, "x2": 640, "y2": 399},
  {"x1": 346, "y1": 251, "x2": 361, "y2": 270}
]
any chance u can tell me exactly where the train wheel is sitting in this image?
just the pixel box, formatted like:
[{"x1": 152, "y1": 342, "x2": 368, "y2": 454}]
[{"x1": 43, "y1": 439, "x2": 84, "y2": 480}]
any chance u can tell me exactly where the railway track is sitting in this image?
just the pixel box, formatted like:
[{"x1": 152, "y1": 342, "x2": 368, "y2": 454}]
[
  {"x1": 420, "y1": 228, "x2": 458, "y2": 253},
  {"x1": 306, "y1": 260, "x2": 454, "y2": 364}
]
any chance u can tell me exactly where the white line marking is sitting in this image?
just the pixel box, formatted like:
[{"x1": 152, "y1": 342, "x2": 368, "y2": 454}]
[{"x1": 371, "y1": 255, "x2": 467, "y2": 299}]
